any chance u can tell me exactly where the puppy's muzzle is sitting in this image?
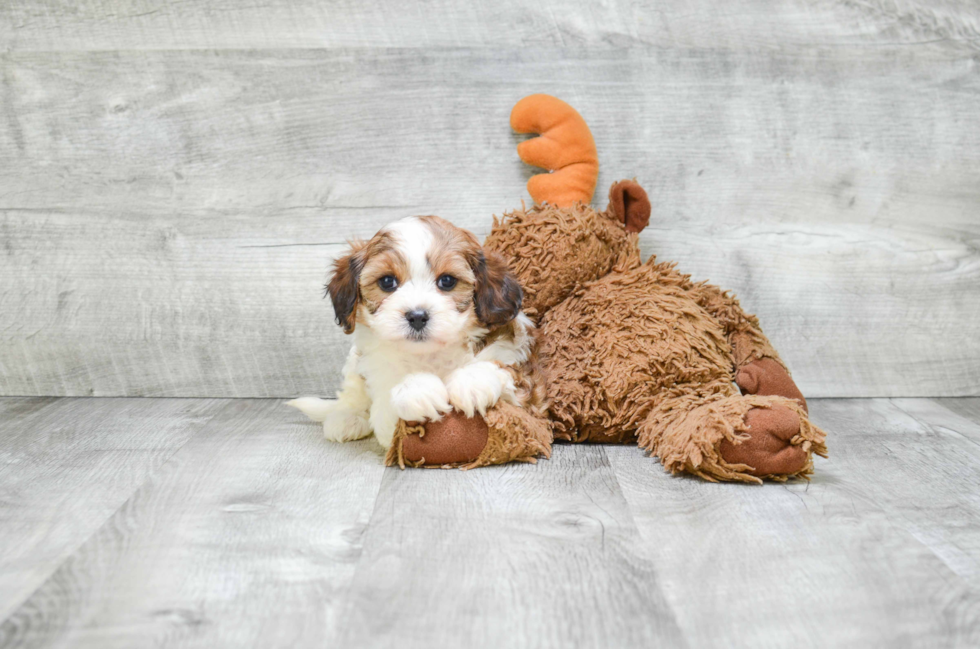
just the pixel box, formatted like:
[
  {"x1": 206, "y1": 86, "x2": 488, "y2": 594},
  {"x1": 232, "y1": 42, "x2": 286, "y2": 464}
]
[{"x1": 405, "y1": 309, "x2": 429, "y2": 332}]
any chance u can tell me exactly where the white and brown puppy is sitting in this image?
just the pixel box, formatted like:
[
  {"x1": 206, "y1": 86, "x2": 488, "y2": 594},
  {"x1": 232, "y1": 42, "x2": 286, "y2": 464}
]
[{"x1": 288, "y1": 215, "x2": 542, "y2": 449}]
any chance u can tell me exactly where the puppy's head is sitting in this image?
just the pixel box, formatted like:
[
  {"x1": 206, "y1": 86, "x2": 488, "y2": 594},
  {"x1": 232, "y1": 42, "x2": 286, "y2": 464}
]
[{"x1": 326, "y1": 216, "x2": 522, "y2": 351}]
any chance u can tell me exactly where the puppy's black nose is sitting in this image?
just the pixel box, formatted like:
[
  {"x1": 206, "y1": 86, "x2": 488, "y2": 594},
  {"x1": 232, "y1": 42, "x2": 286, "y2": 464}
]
[{"x1": 405, "y1": 309, "x2": 429, "y2": 332}]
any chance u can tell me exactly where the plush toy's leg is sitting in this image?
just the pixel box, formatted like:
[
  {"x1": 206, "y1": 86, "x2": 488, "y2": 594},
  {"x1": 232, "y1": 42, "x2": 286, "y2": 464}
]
[
  {"x1": 688, "y1": 283, "x2": 809, "y2": 411},
  {"x1": 736, "y1": 357, "x2": 808, "y2": 413},
  {"x1": 688, "y1": 282, "x2": 782, "y2": 370},
  {"x1": 637, "y1": 387, "x2": 827, "y2": 484},
  {"x1": 385, "y1": 401, "x2": 552, "y2": 470},
  {"x1": 467, "y1": 401, "x2": 552, "y2": 469}
]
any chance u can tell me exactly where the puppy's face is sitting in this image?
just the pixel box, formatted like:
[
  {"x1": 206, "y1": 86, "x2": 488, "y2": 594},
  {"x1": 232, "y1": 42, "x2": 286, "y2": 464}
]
[{"x1": 327, "y1": 216, "x2": 522, "y2": 352}]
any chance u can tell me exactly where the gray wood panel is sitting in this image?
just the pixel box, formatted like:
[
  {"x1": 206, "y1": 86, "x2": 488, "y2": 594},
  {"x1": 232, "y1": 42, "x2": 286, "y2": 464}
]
[
  {"x1": 3, "y1": 1, "x2": 977, "y2": 51},
  {"x1": 936, "y1": 398, "x2": 980, "y2": 441},
  {"x1": 0, "y1": 397, "x2": 226, "y2": 620},
  {"x1": 0, "y1": 399, "x2": 387, "y2": 648},
  {"x1": 606, "y1": 397, "x2": 980, "y2": 647},
  {"x1": 336, "y1": 444, "x2": 684, "y2": 648},
  {"x1": 3, "y1": 396, "x2": 980, "y2": 647},
  {"x1": 2, "y1": 40, "x2": 978, "y2": 397},
  {"x1": 884, "y1": 398, "x2": 980, "y2": 583}
]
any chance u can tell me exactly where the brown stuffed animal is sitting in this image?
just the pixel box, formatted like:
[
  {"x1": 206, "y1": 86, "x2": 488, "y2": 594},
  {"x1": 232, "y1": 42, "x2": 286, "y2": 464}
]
[{"x1": 388, "y1": 94, "x2": 827, "y2": 483}]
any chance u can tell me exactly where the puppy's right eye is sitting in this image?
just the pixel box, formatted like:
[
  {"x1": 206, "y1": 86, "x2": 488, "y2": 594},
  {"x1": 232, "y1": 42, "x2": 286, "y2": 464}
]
[{"x1": 377, "y1": 275, "x2": 398, "y2": 292}]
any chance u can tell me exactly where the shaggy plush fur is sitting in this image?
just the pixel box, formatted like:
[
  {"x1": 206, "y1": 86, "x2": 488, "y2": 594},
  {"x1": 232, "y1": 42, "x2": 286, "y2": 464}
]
[
  {"x1": 478, "y1": 180, "x2": 827, "y2": 482},
  {"x1": 485, "y1": 202, "x2": 639, "y2": 320}
]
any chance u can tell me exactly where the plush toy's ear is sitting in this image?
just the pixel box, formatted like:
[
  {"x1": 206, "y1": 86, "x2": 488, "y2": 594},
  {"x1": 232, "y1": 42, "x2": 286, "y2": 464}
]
[
  {"x1": 470, "y1": 250, "x2": 523, "y2": 327},
  {"x1": 325, "y1": 241, "x2": 366, "y2": 334},
  {"x1": 607, "y1": 180, "x2": 651, "y2": 234}
]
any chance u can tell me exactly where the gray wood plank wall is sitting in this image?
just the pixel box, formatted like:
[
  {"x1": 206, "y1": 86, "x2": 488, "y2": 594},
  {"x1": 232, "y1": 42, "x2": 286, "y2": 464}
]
[{"x1": 1, "y1": 1, "x2": 978, "y2": 398}]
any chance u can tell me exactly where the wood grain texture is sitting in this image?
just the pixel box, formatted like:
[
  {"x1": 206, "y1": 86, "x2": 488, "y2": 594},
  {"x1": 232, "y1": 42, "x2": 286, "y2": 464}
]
[
  {"x1": 881, "y1": 398, "x2": 980, "y2": 584},
  {"x1": 334, "y1": 444, "x2": 684, "y2": 648},
  {"x1": 2, "y1": 41, "x2": 978, "y2": 398},
  {"x1": 1, "y1": 2, "x2": 979, "y2": 398},
  {"x1": 3, "y1": 397, "x2": 980, "y2": 647},
  {"x1": 606, "y1": 398, "x2": 980, "y2": 647},
  {"x1": 935, "y1": 398, "x2": 980, "y2": 441},
  {"x1": 0, "y1": 399, "x2": 387, "y2": 648},
  {"x1": 0, "y1": 397, "x2": 225, "y2": 621},
  {"x1": 2, "y1": 0, "x2": 978, "y2": 51}
]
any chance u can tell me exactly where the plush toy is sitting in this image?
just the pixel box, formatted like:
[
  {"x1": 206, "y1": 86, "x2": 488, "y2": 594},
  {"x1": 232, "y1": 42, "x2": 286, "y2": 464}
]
[{"x1": 387, "y1": 94, "x2": 827, "y2": 483}]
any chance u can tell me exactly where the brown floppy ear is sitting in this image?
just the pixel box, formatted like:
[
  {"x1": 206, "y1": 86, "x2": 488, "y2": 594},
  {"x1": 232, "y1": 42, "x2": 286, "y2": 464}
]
[
  {"x1": 471, "y1": 250, "x2": 523, "y2": 328},
  {"x1": 325, "y1": 241, "x2": 365, "y2": 334},
  {"x1": 607, "y1": 180, "x2": 651, "y2": 234}
]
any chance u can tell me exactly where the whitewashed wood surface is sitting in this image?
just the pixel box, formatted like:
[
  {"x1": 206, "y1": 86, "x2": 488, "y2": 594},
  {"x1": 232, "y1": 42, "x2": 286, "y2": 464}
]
[
  {"x1": 0, "y1": 1, "x2": 978, "y2": 398},
  {"x1": 0, "y1": 397, "x2": 224, "y2": 621},
  {"x1": 2, "y1": 396, "x2": 980, "y2": 647}
]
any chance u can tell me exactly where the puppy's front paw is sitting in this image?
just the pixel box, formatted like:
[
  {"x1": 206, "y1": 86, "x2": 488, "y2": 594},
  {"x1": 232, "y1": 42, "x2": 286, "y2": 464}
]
[
  {"x1": 322, "y1": 406, "x2": 373, "y2": 443},
  {"x1": 446, "y1": 362, "x2": 513, "y2": 418},
  {"x1": 391, "y1": 373, "x2": 452, "y2": 422}
]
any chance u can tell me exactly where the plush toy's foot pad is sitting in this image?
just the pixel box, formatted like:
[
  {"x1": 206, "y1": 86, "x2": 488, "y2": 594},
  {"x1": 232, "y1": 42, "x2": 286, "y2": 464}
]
[
  {"x1": 719, "y1": 405, "x2": 808, "y2": 477},
  {"x1": 399, "y1": 411, "x2": 489, "y2": 467},
  {"x1": 736, "y1": 358, "x2": 808, "y2": 413},
  {"x1": 387, "y1": 402, "x2": 552, "y2": 469},
  {"x1": 640, "y1": 393, "x2": 827, "y2": 483}
]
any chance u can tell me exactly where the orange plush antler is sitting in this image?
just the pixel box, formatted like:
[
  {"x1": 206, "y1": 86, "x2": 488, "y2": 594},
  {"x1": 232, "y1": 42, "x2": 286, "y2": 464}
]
[{"x1": 511, "y1": 94, "x2": 599, "y2": 208}]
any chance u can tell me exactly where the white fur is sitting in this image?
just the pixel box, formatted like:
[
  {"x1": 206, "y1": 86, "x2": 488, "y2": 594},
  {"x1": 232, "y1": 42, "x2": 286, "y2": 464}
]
[
  {"x1": 445, "y1": 361, "x2": 515, "y2": 418},
  {"x1": 289, "y1": 216, "x2": 533, "y2": 449},
  {"x1": 286, "y1": 397, "x2": 334, "y2": 422},
  {"x1": 287, "y1": 347, "x2": 372, "y2": 442},
  {"x1": 390, "y1": 372, "x2": 452, "y2": 422}
]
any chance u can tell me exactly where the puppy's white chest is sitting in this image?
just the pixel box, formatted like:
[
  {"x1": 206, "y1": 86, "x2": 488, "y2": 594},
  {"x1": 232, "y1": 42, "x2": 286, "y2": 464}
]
[{"x1": 360, "y1": 347, "x2": 469, "y2": 397}]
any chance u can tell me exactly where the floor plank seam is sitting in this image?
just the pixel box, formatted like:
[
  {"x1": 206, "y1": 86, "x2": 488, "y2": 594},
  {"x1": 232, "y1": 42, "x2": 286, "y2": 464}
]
[
  {"x1": 0, "y1": 398, "x2": 237, "y2": 626},
  {"x1": 891, "y1": 398, "x2": 980, "y2": 451}
]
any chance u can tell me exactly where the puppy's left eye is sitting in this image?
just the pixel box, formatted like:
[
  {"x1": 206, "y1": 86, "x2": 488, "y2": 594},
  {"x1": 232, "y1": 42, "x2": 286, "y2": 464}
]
[
  {"x1": 377, "y1": 275, "x2": 399, "y2": 292},
  {"x1": 436, "y1": 274, "x2": 457, "y2": 291}
]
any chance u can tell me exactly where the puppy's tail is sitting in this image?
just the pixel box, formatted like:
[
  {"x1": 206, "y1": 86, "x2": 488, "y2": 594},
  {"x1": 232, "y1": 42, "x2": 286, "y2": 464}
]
[{"x1": 285, "y1": 397, "x2": 333, "y2": 422}]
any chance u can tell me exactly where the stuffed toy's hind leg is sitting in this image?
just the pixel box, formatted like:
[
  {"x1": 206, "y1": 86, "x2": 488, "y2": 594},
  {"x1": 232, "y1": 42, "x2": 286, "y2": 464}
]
[
  {"x1": 688, "y1": 282, "x2": 809, "y2": 411},
  {"x1": 736, "y1": 358, "x2": 808, "y2": 412},
  {"x1": 637, "y1": 385, "x2": 827, "y2": 484}
]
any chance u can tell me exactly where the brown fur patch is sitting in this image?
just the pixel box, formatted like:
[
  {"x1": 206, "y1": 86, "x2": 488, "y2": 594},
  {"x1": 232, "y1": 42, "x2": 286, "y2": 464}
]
[
  {"x1": 470, "y1": 250, "x2": 522, "y2": 327},
  {"x1": 418, "y1": 215, "x2": 522, "y2": 327},
  {"x1": 326, "y1": 239, "x2": 367, "y2": 334},
  {"x1": 419, "y1": 216, "x2": 480, "y2": 313},
  {"x1": 358, "y1": 239, "x2": 408, "y2": 316},
  {"x1": 325, "y1": 232, "x2": 401, "y2": 333},
  {"x1": 505, "y1": 328, "x2": 549, "y2": 420},
  {"x1": 419, "y1": 215, "x2": 480, "y2": 284},
  {"x1": 473, "y1": 321, "x2": 549, "y2": 420}
]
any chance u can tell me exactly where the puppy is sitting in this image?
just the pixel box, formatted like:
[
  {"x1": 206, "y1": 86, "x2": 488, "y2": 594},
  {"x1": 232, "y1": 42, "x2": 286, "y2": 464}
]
[{"x1": 288, "y1": 215, "x2": 544, "y2": 449}]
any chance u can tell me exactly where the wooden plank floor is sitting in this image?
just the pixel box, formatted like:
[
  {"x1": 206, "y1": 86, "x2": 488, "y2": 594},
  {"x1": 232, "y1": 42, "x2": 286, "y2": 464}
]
[{"x1": 1, "y1": 398, "x2": 979, "y2": 647}]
